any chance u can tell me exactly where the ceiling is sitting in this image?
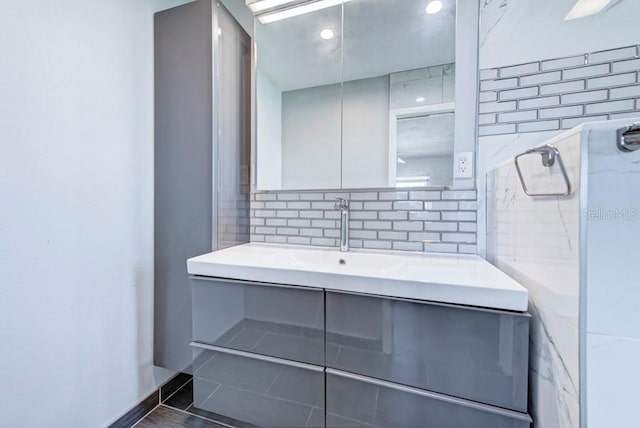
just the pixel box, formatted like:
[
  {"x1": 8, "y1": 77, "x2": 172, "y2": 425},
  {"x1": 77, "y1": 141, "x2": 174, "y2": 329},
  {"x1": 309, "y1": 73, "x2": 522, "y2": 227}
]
[{"x1": 257, "y1": 0, "x2": 456, "y2": 91}]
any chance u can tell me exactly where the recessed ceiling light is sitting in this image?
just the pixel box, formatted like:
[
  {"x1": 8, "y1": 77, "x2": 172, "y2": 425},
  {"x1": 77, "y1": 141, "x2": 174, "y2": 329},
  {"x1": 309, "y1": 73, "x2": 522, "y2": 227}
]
[
  {"x1": 564, "y1": 0, "x2": 612, "y2": 20},
  {"x1": 425, "y1": 0, "x2": 443, "y2": 15},
  {"x1": 416, "y1": 97, "x2": 426, "y2": 103},
  {"x1": 320, "y1": 29, "x2": 334, "y2": 40}
]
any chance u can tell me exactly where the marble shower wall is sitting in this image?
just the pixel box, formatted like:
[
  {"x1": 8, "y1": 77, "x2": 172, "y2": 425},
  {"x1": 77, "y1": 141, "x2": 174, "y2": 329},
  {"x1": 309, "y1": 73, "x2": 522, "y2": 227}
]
[
  {"x1": 581, "y1": 121, "x2": 640, "y2": 427},
  {"x1": 486, "y1": 129, "x2": 583, "y2": 428}
]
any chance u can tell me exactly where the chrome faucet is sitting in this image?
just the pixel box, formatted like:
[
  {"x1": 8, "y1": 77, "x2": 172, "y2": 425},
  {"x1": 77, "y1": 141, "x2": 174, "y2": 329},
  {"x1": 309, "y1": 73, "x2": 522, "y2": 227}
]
[{"x1": 334, "y1": 198, "x2": 350, "y2": 252}]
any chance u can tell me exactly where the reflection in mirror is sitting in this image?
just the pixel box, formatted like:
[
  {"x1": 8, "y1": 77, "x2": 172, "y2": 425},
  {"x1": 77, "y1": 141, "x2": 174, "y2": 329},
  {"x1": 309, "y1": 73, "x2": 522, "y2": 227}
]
[
  {"x1": 255, "y1": 1, "x2": 342, "y2": 190},
  {"x1": 254, "y1": 0, "x2": 457, "y2": 190},
  {"x1": 342, "y1": 0, "x2": 456, "y2": 188}
]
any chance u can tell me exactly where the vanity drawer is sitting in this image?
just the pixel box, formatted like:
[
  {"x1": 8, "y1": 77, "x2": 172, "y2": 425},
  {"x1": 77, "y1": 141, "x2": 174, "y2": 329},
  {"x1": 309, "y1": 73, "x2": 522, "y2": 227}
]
[
  {"x1": 191, "y1": 276, "x2": 324, "y2": 365},
  {"x1": 191, "y1": 343, "x2": 325, "y2": 428},
  {"x1": 325, "y1": 291, "x2": 529, "y2": 411},
  {"x1": 326, "y1": 369, "x2": 531, "y2": 428}
]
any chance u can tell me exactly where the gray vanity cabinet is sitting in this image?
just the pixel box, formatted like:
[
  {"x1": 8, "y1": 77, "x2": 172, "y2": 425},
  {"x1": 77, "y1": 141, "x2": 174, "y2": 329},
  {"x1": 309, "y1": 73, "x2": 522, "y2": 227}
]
[
  {"x1": 191, "y1": 277, "x2": 325, "y2": 365},
  {"x1": 326, "y1": 370, "x2": 530, "y2": 428},
  {"x1": 191, "y1": 344, "x2": 325, "y2": 428},
  {"x1": 190, "y1": 277, "x2": 531, "y2": 427},
  {"x1": 325, "y1": 290, "x2": 530, "y2": 412}
]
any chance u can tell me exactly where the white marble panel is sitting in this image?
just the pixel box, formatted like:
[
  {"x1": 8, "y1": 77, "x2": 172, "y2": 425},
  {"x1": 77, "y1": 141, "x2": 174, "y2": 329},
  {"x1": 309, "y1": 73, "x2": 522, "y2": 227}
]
[{"x1": 486, "y1": 128, "x2": 583, "y2": 428}]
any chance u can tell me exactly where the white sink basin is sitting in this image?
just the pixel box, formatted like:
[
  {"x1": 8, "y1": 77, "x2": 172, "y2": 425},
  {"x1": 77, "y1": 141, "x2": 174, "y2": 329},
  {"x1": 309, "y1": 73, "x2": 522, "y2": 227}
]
[{"x1": 187, "y1": 243, "x2": 528, "y2": 311}]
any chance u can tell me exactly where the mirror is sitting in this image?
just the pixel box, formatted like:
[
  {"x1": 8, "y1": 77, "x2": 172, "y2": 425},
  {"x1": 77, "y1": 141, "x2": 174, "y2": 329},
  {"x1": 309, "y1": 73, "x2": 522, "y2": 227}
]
[{"x1": 255, "y1": 0, "x2": 457, "y2": 190}]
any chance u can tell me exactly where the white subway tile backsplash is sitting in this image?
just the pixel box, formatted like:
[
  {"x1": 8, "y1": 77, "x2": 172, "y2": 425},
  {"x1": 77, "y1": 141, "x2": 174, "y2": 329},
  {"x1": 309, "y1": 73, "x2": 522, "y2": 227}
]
[
  {"x1": 299, "y1": 210, "x2": 323, "y2": 219},
  {"x1": 424, "y1": 243, "x2": 458, "y2": 253},
  {"x1": 378, "y1": 231, "x2": 408, "y2": 240},
  {"x1": 287, "y1": 201, "x2": 311, "y2": 209},
  {"x1": 518, "y1": 95, "x2": 560, "y2": 109},
  {"x1": 588, "y1": 46, "x2": 637, "y2": 63},
  {"x1": 393, "y1": 201, "x2": 424, "y2": 210},
  {"x1": 300, "y1": 228, "x2": 323, "y2": 237},
  {"x1": 499, "y1": 62, "x2": 540, "y2": 78},
  {"x1": 409, "y1": 211, "x2": 440, "y2": 221},
  {"x1": 480, "y1": 78, "x2": 518, "y2": 91},
  {"x1": 425, "y1": 222, "x2": 458, "y2": 232},
  {"x1": 441, "y1": 190, "x2": 477, "y2": 200},
  {"x1": 539, "y1": 105, "x2": 583, "y2": 119},
  {"x1": 251, "y1": 188, "x2": 477, "y2": 255},
  {"x1": 409, "y1": 232, "x2": 441, "y2": 242},
  {"x1": 394, "y1": 221, "x2": 424, "y2": 231},
  {"x1": 519, "y1": 71, "x2": 562, "y2": 86},
  {"x1": 479, "y1": 92, "x2": 498, "y2": 103},
  {"x1": 479, "y1": 123, "x2": 517, "y2": 136},
  {"x1": 561, "y1": 89, "x2": 608, "y2": 104},
  {"x1": 540, "y1": 80, "x2": 585, "y2": 95},
  {"x1": 364, "y1": 221, "x2": 392, "y2": 230},
  {"x1": 499, "y1": 86, "x2": 539, "y2": 101},
  {"x1": 266, "y1": 218, "x2": 287, "y2": 226},
  {"x1": 351, "y1": 211, "x2": 378, "y2": 220},
  {"x1": 363, "y1": 240, "x2": 392, "y2": 250},
  {"x1": 518, "y1": 120, "x2": 560, "y2": 133},
  {"x1": 409, "y1": 190, "x2": 441, "y2": 200},
  {"x1": 479, "y1": 113, "x2": 497, "y2": 125},
  {"x1": 363, "y1": 201, "x2": 393, "y2": 210},
  {"x1": 479, "y1": 68, "x2": 498, "y2": 80},
  {"x1": 562, "y1": 115, "x2": 608, "y2": 129},
  {"x1": 425, "y1": 201, "x2": 458, "y2": 211},
  {"x1": 288, "y1": 219, "x2": 311, "y2": 228},
  {"x1": 610, "y1": 85, "x2": 640, "y2": 99},
  {"x1": 378, "y1": 191, "x2": 408, "y2": 200},
  {"x1": 541, "y1": 55, "x2": 585, "y2": 71},
  {"x1": 311, "y1": 238, "x2": 335, "y2": 247},
  {"x1": 562, "y1": 63, "x2": 610, "y2": 79},
  {"x1": 585, "y1": 99, "x2": 635, "y2": 114},
  {"x1": 478, "y1": 100, "x2": 517, "y2": 113},
  {"x1": 277, "y1": 227, "x2": 299, "y2": 236},
  {"x1": 299, "y1": 192, "x2": 324, "y2": 201},
  {"x1": 479, "y1": 45, "x2": 640, "y2": 137},
  {"x1": 255, "y1": 193, "x2": 277, "y2": 201},
  {"x1": 498, "y1": 110, "x2": 537, "y2": 123},
  {"x1": 442, "y1": 211, "x2": 477, "y2": 221},
  {"x1": 379, "y1": 211, "x2": 408, "y2": 220},
  {"x1": 287, "y1": 236, "x2": 311, "y2": 245},
  {"x1": 587, "y1": 73, "x2": 636, "y2": 89},
  {"x1": 612, "y1": 59, "x2": 640, "y2": 74},
  {"x1": 393, "y1": 241, "x2": 423, "y2": 251},
  {"x1": 351, "y1": 230, "x2": 377, "y2": 239},
  {"x1": 277, "y1": 193, "x2": 300, "y2": 201},
  {"x1": 349, "y1": 192, "x2": 378, "y2": 200},
  {"x1": 265, "y1": 201, "x2": 287, "y2": 209},
  {"x1": 312, "y1": 219, "x2": 336, "y2": 228},
  {"x1": 442, "y1": 233, "x2": 477, "y2": 243}
]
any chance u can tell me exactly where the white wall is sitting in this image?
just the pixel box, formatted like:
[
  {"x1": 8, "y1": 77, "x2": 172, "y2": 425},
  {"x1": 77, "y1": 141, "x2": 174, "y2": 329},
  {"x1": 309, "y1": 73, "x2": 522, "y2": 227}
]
[
  {"x1": 480, "y1": 0, "x2": 640, "y2": 69},
  {"x1": 0, "y1": 0, "x2": 183, "y2": 426},
  {"x1": 257, "y1": 70, "x2": 282, "y2": 189}
]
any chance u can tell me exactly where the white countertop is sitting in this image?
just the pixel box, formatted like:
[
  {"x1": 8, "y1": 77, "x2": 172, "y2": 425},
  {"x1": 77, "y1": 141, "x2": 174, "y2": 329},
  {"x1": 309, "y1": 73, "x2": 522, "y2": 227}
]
[{"x1": 187, "y1": 243, "x2": 529, "y2": 312}]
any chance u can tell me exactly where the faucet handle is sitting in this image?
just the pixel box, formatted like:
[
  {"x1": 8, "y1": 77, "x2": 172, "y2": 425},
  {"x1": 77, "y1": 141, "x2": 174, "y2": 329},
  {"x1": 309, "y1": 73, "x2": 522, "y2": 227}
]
[{"x1": 334, "y1": 197, "x2": 350, "y2": 209}]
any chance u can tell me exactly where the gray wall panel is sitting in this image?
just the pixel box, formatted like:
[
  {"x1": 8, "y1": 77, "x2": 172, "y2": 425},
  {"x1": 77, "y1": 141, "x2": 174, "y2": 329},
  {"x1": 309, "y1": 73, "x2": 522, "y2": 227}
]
[{"x1": 154, "y1": 0, "x2": 213, "y2": 371}]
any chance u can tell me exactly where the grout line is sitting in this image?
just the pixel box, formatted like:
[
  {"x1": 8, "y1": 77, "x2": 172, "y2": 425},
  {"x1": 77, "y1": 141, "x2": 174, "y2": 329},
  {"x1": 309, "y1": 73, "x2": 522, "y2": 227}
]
[{"x1": 130, "y1": 402, "x2": 162, "y2": 428}]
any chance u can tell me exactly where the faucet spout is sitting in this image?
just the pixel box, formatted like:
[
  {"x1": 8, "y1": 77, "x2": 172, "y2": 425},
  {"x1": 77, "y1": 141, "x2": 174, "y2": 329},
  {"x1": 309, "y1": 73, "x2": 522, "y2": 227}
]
[{"x1": 334, "y1": 198, "x2": 350, "y2": 252}]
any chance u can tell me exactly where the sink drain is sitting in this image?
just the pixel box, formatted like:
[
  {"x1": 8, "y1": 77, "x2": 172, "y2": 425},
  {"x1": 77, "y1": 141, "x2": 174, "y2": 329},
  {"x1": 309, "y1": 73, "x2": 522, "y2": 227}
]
[{"x1": 339, "y1": 258, "x2": 346, "y2": 265}]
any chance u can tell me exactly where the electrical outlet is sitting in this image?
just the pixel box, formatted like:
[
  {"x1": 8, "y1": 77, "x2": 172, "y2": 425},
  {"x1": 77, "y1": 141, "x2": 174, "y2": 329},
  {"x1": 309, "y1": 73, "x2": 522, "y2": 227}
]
[{"x1": 454, "y1": 152, "x2": 474, "y2": 178}]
